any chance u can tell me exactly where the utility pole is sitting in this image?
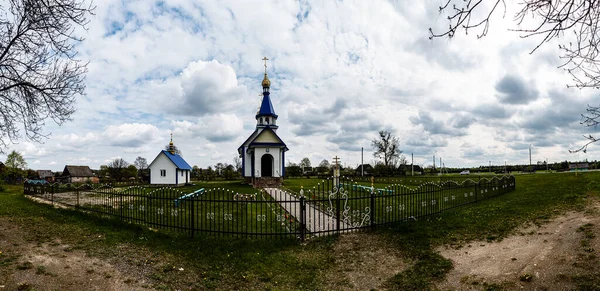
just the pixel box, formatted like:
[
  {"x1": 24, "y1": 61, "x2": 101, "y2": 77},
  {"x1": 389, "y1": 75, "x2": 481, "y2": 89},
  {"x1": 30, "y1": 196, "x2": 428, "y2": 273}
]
[
  {"x1": 361, "y1": 147, "x2": 364, "y2": 177},
  {"x1": 411, "y1": 153, "x2": 414, "y2": 176},
  {"x1": 529, "y1": 144, "x2": 532, "y2": 169},
  {"x1": 433, "y1": 154, "x2": 435, "y2": 172},
  {"x1": 440, "y1": 157, "x2": 442, "y2": 175}
]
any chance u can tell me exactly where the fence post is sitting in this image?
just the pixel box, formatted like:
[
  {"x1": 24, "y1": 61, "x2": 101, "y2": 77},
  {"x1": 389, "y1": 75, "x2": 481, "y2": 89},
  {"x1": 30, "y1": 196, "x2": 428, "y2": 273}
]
[
  {"x1": 120, "y1": 189, "x2": 124, "y2": 221},
  {"x1": 370, "y1": 190, "x2": 376, "y2": 230},
  {"x1": 300, "y1": 196, "x2": 306, "y2": 242},
  {"x1": 336, "y1": 188, "x2": 341, "y2": 232},
  {"x1": 190, "y1": 197, "x2": 195, "y2": 238}
]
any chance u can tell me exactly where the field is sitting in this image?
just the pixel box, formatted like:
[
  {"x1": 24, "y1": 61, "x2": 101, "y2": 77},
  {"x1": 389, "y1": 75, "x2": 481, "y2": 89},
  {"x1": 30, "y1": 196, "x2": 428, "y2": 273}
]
[{"x1": 1, "y1": 172, "x2": 599, "y2": 290}]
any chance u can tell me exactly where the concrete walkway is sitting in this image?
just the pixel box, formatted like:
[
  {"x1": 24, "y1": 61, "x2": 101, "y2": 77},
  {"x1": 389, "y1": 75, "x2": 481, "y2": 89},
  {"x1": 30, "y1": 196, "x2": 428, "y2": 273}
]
[{"x1": 264, "y1": 188, "x2": 350, "y2": 234}]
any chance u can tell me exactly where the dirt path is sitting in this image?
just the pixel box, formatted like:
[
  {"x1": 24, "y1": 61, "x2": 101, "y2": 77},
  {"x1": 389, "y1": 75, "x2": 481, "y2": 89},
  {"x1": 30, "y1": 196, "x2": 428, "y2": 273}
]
[
  {"x1": 436, "y1": 203, "x2": 600, "y2": 290},
  {"x1": 0, "y1": 218, "x2": 153, "y2": 291}
]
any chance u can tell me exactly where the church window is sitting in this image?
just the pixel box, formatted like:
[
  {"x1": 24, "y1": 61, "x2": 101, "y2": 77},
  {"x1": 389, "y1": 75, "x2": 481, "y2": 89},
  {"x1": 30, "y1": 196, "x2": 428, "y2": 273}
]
[
  {"x1": 266, "y1": 117, "x2": 270, "y2": 124},
  {"x1": 266, "y1": 148, "x2": 270, "y2": 152},
  {"x1": 160, "y1": 169, "x2": 166, "y2": 177}
]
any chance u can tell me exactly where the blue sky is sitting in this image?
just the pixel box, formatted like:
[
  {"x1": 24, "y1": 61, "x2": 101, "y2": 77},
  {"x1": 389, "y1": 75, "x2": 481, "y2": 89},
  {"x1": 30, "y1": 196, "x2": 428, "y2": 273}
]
[{"x1": 2, "y1": 0, "x2": 599, "y2": 171}]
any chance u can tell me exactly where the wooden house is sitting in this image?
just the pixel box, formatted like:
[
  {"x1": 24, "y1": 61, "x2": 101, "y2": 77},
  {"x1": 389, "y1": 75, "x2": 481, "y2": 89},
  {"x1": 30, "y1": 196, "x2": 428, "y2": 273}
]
[
  {"x1": 36, "y1": 170, "x2": 55, "y2": 182},
  {"x1": 58, "y1": 165, "x2": 99, "y2": 183}
]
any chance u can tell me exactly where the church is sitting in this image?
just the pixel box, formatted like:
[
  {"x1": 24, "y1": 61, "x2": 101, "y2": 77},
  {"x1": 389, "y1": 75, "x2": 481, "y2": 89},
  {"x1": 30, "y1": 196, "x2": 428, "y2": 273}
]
[
  {"x1": 238, "y1": 58, "x2": 288, "y2": 187},
  {"x1": 148, "y1": 135, "x2": 192, "y2": 186}
]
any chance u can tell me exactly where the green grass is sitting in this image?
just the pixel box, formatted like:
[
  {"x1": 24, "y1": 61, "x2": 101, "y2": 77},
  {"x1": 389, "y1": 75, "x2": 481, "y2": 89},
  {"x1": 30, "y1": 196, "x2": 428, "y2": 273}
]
[
  {"x1": 1, "y1": 184, "x2": 332, "y2": 290},
  {"x1": 4, "y1": 171, "x2": 600, "y2": 290},
  {"x1": 380, "y1": 172, "x2": 600, "y2": 290}
]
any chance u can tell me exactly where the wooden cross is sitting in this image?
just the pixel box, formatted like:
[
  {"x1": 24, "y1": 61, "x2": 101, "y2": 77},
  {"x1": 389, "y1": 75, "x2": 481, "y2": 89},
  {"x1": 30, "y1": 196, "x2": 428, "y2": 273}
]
[
  {"x1": 262, "y1": 57, "x2": 269, "y2": 73},
  {"x1": 332, "y1": 156, "x2": 340, "y2": 169}
]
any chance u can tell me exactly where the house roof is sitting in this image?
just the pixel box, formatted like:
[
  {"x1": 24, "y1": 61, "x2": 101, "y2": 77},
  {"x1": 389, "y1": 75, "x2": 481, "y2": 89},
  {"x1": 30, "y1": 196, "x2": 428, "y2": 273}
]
[
  {"x1": 238, "y1": 126, "x2": 288, "y2": 153},
  {"x1": 63, "y1": 165, "x2": 94, "y2": 177},
  {"x1": 37, "y1": 170, "x2": 54, "y2": 178},
  {"x1": 355, "y1": 164, "x2": 374, "y2": 171},
  {"x1": 151, "y1": 150, "x2": 192, "y2": 170},
  {"x1": 256, "y1": 92, "x2": 278, "y2": 118}
]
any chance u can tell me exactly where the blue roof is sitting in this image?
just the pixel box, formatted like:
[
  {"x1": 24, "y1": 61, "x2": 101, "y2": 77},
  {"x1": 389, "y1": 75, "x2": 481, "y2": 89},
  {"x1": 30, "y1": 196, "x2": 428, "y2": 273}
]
[
  {"x1": 256, "y1": 92, "x2": 278, "y2": 118},
  {"x1": 162, "y1": 150, "x2": 192, "y2": 170}
]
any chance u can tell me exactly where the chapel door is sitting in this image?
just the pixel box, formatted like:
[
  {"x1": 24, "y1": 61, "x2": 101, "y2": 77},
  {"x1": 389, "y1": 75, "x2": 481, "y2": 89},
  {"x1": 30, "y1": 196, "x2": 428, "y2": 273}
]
[{"x1": 261, "y1": 154, "x2": 273, "y2": 177}]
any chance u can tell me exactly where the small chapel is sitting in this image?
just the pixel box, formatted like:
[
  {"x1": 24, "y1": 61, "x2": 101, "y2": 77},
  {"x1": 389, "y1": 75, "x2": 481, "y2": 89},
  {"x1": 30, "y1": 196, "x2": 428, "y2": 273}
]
[
  {"x1": 149, "y1": 135, "x2": 192, "y2": 186},
  {"x1": 238, "y1": 58, "x2": 288, "y2": 187}
]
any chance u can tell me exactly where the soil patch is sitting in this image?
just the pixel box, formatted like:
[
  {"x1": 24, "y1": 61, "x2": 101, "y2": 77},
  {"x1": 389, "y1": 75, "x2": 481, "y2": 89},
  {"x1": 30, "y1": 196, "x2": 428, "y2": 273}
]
[
  {"x1": 0, "y1": 218, "x2": 153, "y2": 291},
  {"x1": 436, "y1": 203, "x2": 600, "y2": 290},
  {"x1": 325, "y1": 232, "x2": 406, "y2": 290}
]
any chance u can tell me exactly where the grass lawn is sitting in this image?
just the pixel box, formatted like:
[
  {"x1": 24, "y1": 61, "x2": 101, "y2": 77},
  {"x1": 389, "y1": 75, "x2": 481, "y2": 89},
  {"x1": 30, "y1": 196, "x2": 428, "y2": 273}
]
[{"x1": 1, "y1": 171, "x2": 599, "y2": 290}]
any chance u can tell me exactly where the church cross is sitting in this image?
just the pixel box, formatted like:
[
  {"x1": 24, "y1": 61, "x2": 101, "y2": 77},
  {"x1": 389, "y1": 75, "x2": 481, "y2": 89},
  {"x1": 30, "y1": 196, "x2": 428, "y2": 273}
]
[
  {"x1": 332, "y1": 156, "x2": 340, "y2": 169},
  {"x1": 170, "y1": 132, "x2": 173, "y2": 141},
  {"x1": 262, "y1": 57, "x2": 269, "y2": 73}
]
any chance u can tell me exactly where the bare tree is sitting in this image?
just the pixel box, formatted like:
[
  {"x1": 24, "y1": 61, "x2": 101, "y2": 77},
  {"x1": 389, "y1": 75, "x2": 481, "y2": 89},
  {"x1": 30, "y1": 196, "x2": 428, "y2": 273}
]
[
  {"x1": 318, "y1": 159, "x2": 331, "y2": 168},
  {"x1": 299, "y1": 157, "x2": 311, "y2": 169},
  {"x1": 134, "y1": 156, "x2": 148, "y2": 170},
  {"x1": 233, "y1": 156, "x2": 241, "y2": 172},
  {"x1": 134, "y1": 156, "x2": 148, "y2": 179},
  {"x1": 371, "y1": 130, "x2": 402, "y2": 168},
  {"x1": 0, "y1": 0, "x2": 95, "y2": 153},
  {"x1": 429, "y1": 1, "x2": 600, "y2": 152},
  {"x1": 108, "y1": 158, "x2": 129, "y2": 181},
  {"x1": 164, "y1": 144, "x2": 182, "y2": 155}
]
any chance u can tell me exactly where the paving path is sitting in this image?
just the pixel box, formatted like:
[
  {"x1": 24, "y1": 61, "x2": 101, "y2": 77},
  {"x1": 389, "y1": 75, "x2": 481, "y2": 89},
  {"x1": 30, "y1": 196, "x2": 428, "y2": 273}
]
[{"x1": 265, "y1": 188, "x2": 350, "y2": 234}]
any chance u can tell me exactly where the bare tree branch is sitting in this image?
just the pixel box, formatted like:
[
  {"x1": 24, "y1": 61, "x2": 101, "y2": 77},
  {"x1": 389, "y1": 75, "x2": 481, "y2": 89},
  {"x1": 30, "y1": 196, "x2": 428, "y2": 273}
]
[
  {"x1": 430, "y1": 0, "x2": 600, "y2": 152},
  {"x1": 0, "y1": 0, "x2": 95, "y2": 153}
]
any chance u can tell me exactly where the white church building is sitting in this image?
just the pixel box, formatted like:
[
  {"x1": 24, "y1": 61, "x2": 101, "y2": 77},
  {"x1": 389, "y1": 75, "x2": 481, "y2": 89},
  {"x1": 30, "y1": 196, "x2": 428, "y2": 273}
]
[
  {"x1": 149, "y1": 136, "x2": 192, "y2": 186},
  {"x1": 238, "y1": 58, "x2": 288, "y2": 187}
]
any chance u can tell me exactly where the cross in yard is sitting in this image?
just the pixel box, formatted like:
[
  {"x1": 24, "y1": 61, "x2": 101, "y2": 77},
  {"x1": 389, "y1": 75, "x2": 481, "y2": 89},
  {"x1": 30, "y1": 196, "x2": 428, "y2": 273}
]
[
  {"x1": 262, "y1": 57, "x2": 269, "y2": 73},
  {"x1": 332, "y1": 156, "x2": 340, "y2": 169}
]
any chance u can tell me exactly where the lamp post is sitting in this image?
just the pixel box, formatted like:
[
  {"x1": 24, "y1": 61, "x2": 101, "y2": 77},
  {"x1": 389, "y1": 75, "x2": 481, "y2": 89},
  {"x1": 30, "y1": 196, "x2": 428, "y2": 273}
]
[
  {"x1": 432, "y1": 150, "x2": 437, "y2": 173},
  {"x1": 361, "y1": 147, "x2": 364, "y2": 177}
]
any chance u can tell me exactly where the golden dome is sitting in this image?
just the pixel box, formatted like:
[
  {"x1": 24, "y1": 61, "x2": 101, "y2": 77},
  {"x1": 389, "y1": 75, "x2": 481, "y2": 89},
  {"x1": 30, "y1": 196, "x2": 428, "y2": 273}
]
[{"x1": 262, "y1": 73, "x2": 270, "y2": 88}]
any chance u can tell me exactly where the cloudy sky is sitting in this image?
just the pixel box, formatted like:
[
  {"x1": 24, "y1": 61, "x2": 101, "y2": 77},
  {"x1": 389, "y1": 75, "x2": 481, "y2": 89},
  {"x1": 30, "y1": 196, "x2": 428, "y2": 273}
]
[{"x1": 2, "y1": 0, "x2": 599, "y2": 171}]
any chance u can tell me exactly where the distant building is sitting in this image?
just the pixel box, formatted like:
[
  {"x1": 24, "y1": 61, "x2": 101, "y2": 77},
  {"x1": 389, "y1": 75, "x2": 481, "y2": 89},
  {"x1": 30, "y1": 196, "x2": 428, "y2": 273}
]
[
  {"x1": 149, "y1": 136, "x2": 192, "y2": 186},
  {"x1": 355, "y1": 164, "x2": 374, "y2": 176},
  {"x1": 59, "y1": 165, "x2": 99, "y2": 183},
  {"x1": 37, "y1": 170, "x2": 55, "y2": 182}
]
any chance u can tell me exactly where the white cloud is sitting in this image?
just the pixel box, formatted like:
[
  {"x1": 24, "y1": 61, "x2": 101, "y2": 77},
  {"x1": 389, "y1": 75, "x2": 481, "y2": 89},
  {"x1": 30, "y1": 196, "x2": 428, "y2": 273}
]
[
  {"x1": 104, "y1": 123, "x2": 162, "y2": 147},
  {"x1": 9, "y1": 0, "x2": 596, "y2": 171}
]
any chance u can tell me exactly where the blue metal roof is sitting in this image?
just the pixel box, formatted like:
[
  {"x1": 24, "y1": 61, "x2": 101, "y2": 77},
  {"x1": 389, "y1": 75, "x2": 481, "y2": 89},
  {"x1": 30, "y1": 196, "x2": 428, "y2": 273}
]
[
  {"x1": 256, "y1": 92, "x2": 278, "y2": 118},
  {"x1": 162, "y1": 150, "x2": 192, "y2": 170}
]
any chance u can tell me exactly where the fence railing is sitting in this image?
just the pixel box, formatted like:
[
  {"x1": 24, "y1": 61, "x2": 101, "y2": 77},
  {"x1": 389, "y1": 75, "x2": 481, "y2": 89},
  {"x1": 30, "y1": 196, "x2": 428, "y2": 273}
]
[{"x1": 24, "y1": 175, "x2": 516, "y2": 241}]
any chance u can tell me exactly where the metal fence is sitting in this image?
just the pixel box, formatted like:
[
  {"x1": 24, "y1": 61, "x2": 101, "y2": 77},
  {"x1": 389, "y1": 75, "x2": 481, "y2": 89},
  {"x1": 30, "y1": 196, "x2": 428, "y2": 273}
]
[{"x1": 23, "y1": 175, "x2": 516, "y2": 241}]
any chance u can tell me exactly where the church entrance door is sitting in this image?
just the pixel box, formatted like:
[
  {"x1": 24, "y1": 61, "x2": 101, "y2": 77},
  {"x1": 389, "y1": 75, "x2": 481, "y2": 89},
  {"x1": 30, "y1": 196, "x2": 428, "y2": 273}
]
[{"x1": 261, "y1": 154, "x2": 274, "y2": 177}]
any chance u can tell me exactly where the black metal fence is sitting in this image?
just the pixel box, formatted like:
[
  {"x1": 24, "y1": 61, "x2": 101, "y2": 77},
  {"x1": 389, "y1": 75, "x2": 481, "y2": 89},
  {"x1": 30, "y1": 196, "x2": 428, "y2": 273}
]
[{"x1": 24, "y1": 175, "x2": 516, "y2": 241}]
